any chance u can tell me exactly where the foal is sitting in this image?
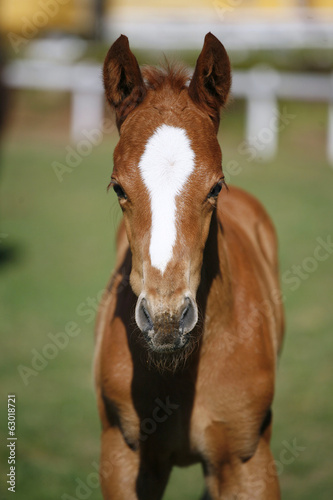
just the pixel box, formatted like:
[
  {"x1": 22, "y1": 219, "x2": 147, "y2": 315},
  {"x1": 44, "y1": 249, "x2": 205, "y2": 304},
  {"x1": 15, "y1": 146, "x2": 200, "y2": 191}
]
[{"x1": 95, "y1": 33, "x2": 284, "y2": 500}]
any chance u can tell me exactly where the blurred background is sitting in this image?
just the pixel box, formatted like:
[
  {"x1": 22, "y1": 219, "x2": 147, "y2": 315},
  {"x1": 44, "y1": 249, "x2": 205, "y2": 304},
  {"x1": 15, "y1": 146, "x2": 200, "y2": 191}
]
[{"x1": 0, "y1": 1, "x2": 332, "y2": 499}]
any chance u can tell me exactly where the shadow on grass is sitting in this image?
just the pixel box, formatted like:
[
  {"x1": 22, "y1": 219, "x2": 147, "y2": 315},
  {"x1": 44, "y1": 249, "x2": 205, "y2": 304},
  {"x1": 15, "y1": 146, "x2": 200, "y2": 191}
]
[{"x1": 0, "y1": 242, "x2": 23, "y2": 268}]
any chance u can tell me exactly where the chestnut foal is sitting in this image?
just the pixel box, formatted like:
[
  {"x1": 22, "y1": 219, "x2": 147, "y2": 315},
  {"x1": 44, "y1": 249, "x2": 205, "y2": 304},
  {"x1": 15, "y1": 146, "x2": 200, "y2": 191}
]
[{"x1": 95, "y1": 33, "x2": 284, "y2": 500}]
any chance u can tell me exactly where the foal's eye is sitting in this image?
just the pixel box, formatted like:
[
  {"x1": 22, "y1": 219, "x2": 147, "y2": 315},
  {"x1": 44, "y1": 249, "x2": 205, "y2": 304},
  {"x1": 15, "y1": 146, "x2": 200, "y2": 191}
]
[
  {"x1": 113, "y1": 184, "x2": 127, "y2": 200},
  {"x1": 208, "y1": 181, "x2": 223, "y2": 199}
]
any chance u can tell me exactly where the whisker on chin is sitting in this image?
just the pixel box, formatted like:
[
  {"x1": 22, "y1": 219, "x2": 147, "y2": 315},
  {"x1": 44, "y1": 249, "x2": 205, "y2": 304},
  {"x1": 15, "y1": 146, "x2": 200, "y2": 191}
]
[{"x1": 133, "y1": 327, "x2": 200, "y2": 374}]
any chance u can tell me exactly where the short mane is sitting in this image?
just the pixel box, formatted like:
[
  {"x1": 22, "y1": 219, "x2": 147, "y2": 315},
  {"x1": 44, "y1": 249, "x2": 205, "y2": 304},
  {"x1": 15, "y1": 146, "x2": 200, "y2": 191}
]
[{"x1": 141, "y1": 63, "x2": 190, "y2": 92}]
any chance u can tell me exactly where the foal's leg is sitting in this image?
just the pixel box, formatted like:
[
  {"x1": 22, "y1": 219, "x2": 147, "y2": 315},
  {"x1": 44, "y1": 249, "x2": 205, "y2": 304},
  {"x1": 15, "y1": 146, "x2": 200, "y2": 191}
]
[
  {"x1": 204, "y1": 437, "x2": 280, "y2": 500},
  {"x1": 100, "y1": 427, "x2": 171, "y2": 500}
]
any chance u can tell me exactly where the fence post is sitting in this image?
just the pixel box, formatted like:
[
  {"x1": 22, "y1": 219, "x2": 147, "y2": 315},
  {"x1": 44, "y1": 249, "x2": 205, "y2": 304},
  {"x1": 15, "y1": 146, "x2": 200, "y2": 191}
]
[
  {"x1": 70, "y1": 64, "x2": 104, "y2": 143},
  {"x1": 71, "y1": 90, "x2": 104, "y2": 143},
  {"x1": 327, "y1": 72, "x2": 333, "y2": 166},
  {"x1": 245, "y1": 67, "x2": 280, "y2": 161}
]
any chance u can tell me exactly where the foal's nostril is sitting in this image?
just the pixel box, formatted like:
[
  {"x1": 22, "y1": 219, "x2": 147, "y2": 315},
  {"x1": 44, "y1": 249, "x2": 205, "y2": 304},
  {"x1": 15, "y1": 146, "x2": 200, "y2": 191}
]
[
  {"x1": 136, "y1": 297, "x2": 154, "y2": 333},
  {"x1": 179, "y1": 296, "x2": 198, "y2": 334}
]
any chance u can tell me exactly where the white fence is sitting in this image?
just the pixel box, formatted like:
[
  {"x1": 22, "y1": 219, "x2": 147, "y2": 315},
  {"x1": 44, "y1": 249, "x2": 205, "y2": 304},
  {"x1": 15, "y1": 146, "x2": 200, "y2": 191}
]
[
  {"x1": 105, "y1": 9, "x2": 333, "y2": 51},
  {"x1": 3, "y1": 59, "x2": 333, "y2": 164}
]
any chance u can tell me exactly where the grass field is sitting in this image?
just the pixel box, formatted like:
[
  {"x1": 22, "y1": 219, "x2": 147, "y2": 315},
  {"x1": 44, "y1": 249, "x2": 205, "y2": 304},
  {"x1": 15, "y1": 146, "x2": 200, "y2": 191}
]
[{"x1": 0, "y1": 96, "x2": 332, "y2": 500}]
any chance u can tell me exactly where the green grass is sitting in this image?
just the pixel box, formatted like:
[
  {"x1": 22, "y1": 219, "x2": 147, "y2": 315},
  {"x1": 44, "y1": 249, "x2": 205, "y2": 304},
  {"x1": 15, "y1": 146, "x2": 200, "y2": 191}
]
[{"x1": 0, "y1": 99, "x2": 332, "y2": 499}]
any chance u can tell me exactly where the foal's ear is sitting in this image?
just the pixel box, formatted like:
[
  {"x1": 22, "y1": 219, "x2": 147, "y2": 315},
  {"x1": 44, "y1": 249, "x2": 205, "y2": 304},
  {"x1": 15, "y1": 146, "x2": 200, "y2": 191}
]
[
  {"x1": 103, "y1": 35, "x2": 146, "y2": 130},
  {"x1": 188, "y1": 33, "x2": 231, "y2": 131}
]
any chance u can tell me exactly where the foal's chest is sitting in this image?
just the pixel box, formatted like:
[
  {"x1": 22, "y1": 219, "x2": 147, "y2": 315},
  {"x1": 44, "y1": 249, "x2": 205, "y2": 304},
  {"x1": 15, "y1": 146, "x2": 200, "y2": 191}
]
[{"x1": 119, "y1": 363, "x2": 269, "y2": 467}]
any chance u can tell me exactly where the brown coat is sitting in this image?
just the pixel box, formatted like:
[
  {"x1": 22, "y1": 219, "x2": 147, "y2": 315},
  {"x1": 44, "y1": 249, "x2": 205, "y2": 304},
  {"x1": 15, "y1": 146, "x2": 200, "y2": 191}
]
[{"x1": 95, "y1": 34, "x2": 284, "y2": 500}]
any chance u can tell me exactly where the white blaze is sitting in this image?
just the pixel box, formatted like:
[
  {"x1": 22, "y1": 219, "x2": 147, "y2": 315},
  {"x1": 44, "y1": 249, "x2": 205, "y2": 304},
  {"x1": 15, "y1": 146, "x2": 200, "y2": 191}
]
[{"x1": 138, "y1": 124, "x2": 195, "y2": 274}]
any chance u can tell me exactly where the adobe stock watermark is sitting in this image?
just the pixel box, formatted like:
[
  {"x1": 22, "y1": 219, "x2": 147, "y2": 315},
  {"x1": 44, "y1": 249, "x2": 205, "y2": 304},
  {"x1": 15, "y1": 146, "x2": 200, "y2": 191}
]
[
  {"x1": 17, "y1": 321, "x2": 81, "y2": 386},
  {"x1": 282, "y1": 235, "x2": 333, "y2": 292},
  {"x1": 17, "y1": 288, "x2": 109, "y2": 386},
  {"x1": 237, "y1": 438, "x2": 306, "y2": 500},
  {"x1": 138, "y1": 397, "x2": 179, "y2": 442},
  {"x1": 16, "y1": 276, "x2": 137, "y2": 387},
  {"x1": 52, "y1": 118, "x2": 116, "y2": 183},
  {"x1": 274, "y1": 438, "x2": 306, "y2": 476},
  {"x1": 61, "y1": 460, "x2": 103, "y2": 500},
  {"x1": 0, "y1": 233, "x2": 9, "y2": 244},
  {"x1": 213, "y1": 0, "x2": 244, "y2": 21},
  {"x1": 61, "y1": 452, "x2": 124, "y2": 500},
  {"x1": 223, "y1": 106, "x2": 296, "y2": 183},
  {"x1": 219, "y1": 286, "x2": 283, "y2": 357},
  {"x1": 7, "y1": 0, "x2": 71, "y2": 54},
  {"x1": 61, "y1": 396, "x2": 179, "y2": 499},
  {"x1": 220, "y1": 236, "x2": 332, "y2": 356}
]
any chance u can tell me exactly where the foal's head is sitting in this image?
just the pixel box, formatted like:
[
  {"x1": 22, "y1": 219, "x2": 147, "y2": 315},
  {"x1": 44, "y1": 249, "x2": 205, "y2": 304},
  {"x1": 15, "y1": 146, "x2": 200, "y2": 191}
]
[{"x1": 104, "y1": 33, "x2": 231, "y2": 356}]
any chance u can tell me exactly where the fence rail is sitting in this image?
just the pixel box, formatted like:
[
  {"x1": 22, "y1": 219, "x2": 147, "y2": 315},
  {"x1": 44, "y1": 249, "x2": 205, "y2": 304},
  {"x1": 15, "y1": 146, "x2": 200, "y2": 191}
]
[{"x1": 3, "y1": 60, "x2": 333, "y2": 164}]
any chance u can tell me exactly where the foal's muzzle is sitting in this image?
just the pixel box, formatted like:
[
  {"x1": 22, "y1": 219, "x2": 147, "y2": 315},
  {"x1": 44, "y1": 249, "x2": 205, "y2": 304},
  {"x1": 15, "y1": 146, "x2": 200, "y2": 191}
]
[{"x1": 135, "y1": 294, "x2": 198, "y2": 353}]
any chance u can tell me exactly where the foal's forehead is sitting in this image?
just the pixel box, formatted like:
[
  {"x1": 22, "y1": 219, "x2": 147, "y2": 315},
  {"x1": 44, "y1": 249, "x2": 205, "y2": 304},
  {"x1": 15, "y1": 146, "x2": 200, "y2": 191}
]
[
  {"x1": 138, "y1": 124, "x2": 195, "y2": 190},
  {"x1": 114, "y1": 108, "x2": 222, "y2": 176}
]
